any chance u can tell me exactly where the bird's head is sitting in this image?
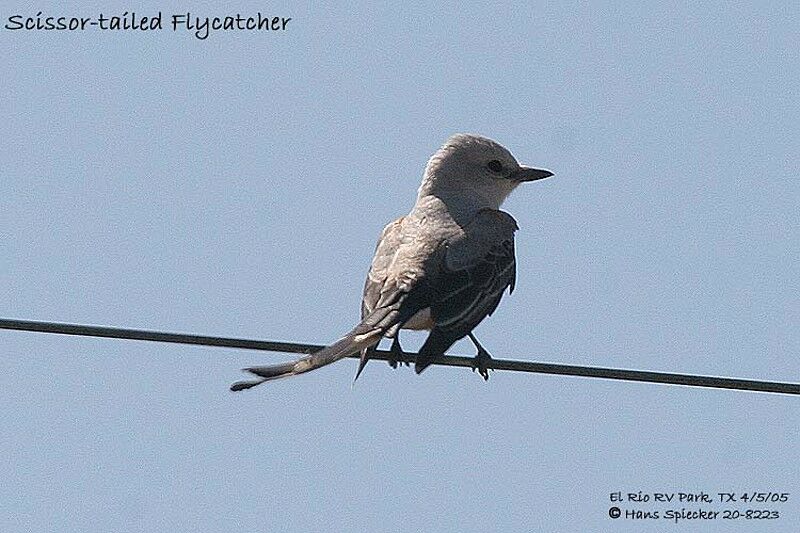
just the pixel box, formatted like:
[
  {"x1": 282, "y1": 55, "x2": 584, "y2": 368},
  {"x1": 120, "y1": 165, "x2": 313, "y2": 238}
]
[{"x1": 419, "y1": 133, "x2": 553, "y2": 210}]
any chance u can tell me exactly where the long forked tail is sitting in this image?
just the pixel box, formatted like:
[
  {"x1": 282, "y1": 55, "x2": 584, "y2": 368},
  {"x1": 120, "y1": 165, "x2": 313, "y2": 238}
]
[{"x1": 230, "y1": 325, "x2": 383, "y2": 391}]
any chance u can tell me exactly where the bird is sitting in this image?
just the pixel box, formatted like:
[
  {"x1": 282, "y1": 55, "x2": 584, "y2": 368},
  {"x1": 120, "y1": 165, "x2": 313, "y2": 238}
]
[{"x1": 231, "y1": 133, "x2": 552, "y2": 391}]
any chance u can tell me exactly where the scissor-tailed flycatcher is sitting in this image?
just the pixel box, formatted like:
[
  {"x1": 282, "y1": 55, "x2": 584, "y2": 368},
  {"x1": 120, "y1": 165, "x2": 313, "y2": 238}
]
[{"x1": 232, "y1": 134, "x2": 552, "y2": 390}]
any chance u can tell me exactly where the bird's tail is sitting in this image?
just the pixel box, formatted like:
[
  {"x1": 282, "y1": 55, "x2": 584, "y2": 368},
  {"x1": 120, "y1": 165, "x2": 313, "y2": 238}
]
[{"x1": 230, "y1": 325, "x2": 384, "y2": 391}]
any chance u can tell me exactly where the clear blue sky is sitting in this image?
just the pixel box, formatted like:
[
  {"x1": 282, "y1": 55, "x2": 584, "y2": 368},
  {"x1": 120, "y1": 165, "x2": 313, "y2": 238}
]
[{"x1": 1, "y1": 1, "x2": 798, "y2": 531}]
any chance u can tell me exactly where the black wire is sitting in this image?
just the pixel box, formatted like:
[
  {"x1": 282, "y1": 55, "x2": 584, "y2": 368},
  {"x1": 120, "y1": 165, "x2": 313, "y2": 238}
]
[{"x1": 1, "y1": 317, "x2": 798, "y2": 395}]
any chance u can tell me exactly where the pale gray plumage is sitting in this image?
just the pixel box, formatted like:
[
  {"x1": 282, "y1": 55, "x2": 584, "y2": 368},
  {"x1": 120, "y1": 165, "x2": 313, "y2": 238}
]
[{"x1": 231, "y1": 134, "x2": 552, "y2": 391}]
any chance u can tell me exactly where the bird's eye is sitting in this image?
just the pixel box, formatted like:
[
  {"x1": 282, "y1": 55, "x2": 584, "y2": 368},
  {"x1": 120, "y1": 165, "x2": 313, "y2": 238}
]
[{"x1": 486, "y1": 160, "x2": 504, "y2": 173}]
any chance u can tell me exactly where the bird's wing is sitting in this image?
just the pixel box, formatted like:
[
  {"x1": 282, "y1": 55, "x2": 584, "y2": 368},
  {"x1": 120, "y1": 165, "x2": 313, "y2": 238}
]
[
  {"x1": 361, "y1": 216, "x2": 407, "y2": 320},
  {"x1": 232, "y1": 217, "x2": 434, "y2": 390},
  {"x1": 414, "y1": 208, "x2": 519, "y2": 373}
]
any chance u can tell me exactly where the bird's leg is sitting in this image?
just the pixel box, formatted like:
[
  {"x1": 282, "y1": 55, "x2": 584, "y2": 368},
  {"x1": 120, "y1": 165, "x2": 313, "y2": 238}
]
[
  {"x1": 387, "y1": 336, "x2": 409, "y2": 369},
  {"x1": 468, "y1": 332, "x2": 493, "y2": 381}
]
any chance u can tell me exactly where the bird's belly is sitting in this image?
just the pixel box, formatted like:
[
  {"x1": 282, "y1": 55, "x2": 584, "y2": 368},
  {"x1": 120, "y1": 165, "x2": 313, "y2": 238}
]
[{"x1": 401, "y1": 308, "x2": 434, "y2": 331}]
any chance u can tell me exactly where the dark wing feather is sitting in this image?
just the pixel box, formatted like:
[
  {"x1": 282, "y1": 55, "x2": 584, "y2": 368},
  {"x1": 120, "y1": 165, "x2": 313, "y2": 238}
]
[{"x1": 414, "y1": 210, "x2": 518, "y2": 374}]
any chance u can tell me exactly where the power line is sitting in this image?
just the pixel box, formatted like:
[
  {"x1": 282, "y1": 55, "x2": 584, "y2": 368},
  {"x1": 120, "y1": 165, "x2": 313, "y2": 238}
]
[{"x1": 1, "y1": 317, "x2": 798, "y2": 396}]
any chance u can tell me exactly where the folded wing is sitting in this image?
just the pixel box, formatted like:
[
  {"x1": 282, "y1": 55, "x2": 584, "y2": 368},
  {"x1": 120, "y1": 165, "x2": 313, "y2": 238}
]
[{"x1": 414, "y1": 209, "x2": 519, "y2": 374}]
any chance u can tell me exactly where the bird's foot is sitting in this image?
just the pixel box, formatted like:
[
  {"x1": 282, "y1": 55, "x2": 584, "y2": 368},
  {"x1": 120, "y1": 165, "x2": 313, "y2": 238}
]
[
  {"x1": 387, "y1": 337, "x2": 409, "y2": 369},
  {"x1": 468, "y1": 333, "x2": 493, "y2": 381},
  {"x1": 471, "y1": 348, "x2": 493, "y2": 381}
]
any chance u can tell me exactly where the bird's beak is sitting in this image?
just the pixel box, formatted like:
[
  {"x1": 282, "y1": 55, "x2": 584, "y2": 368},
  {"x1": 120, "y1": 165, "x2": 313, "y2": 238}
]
[{"x1": 512, "y1": 166, "x2": 554, "y2": 182}]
